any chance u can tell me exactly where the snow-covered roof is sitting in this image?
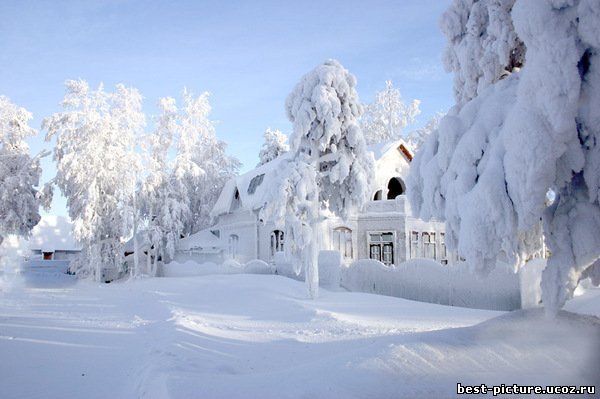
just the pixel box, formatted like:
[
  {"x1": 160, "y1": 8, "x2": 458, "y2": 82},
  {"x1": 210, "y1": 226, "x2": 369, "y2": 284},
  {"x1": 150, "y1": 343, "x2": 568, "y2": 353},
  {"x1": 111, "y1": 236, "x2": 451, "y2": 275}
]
[
  {"x1": 177, "y1": 228, "x2": 223, "y2": 251},
  {"x1": 211, "y1": 152, "x2": 293, "y2": 217},
  {"x1": 122, "y1": 231, "x2": 150, "y2": 253},
  {"x1": 28, "y1": 215, "x2": 81, "y2": 252},
  {"x1": 367, "y1": 138, "x2": 413, "y2": 161},
  {"x1": 211, "y1": 138, "x2": 412, "y2": 218}
]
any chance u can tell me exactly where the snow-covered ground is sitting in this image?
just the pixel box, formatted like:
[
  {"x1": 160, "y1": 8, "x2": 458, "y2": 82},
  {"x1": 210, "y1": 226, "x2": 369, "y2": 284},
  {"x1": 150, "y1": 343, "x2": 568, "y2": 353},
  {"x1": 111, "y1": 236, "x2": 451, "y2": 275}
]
[{"x1": 0, "y1": 270, "x2": 598, "y2": 398}]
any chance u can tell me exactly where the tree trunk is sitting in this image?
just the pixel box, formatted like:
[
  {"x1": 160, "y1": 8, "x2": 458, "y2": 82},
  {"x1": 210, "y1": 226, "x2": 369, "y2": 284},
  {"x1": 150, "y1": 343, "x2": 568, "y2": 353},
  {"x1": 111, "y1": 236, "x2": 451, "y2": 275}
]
[{"x1": 132, "y1": 188, "x2": 139, "y2": 279}]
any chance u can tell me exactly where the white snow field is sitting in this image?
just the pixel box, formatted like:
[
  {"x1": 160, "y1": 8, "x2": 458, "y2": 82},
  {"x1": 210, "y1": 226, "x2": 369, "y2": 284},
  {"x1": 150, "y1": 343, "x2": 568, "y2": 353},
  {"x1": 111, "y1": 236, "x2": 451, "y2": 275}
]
[{"x1": 0, "y1": 271, "x2": 598, "y2": 399}]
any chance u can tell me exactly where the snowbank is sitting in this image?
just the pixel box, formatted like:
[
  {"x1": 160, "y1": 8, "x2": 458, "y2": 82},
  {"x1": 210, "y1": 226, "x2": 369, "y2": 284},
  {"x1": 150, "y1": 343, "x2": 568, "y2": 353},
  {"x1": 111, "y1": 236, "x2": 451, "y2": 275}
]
[
  {"x1": 0, "y1": 273, "x2": 597, "y2": 398},
  {"x1": 341, "y1": 258, "x2": 521, "y2": 311}
]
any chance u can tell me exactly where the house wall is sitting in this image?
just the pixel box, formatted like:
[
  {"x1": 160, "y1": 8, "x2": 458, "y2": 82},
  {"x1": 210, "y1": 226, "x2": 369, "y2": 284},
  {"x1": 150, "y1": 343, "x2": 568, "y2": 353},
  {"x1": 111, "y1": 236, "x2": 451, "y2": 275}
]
[
  {"x1": 257, "y1": 220, "x2": 283, "y2": 263},
  {"x1": 356, "y1": 212, "x2": 408, "y2": 265},
  {"x1": 404, "y1": 217, "x2": 447, "y2": 264},
  {"x1": 372, "y1": 146, "x2": 411, "y2": 199},
  {"x1": 31, "y1": 249, "x2": 80, "y2": 262},
  {"x1": 214, "y1": 210, "x2": 258, "y2": 264}
]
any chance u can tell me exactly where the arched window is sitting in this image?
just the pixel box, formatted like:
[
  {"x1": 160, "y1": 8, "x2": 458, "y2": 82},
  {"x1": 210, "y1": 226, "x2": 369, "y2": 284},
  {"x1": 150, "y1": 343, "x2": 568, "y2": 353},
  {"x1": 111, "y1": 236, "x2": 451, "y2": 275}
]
[
  {"x1": 373, "y1": 190, "x2": 383, "y2": 201},
  {"x1": 270, "y1": 230, "x2": 284, "y2": 258},
  {"x1": 387, "y1": 177, "x2": 405, "y2": 199},
  {"x1": 228, "y1": 234, "x2": 239, "y2": 260},
  {"x1": 332, "y1": 227, "x2": 353, "y2": 260}
]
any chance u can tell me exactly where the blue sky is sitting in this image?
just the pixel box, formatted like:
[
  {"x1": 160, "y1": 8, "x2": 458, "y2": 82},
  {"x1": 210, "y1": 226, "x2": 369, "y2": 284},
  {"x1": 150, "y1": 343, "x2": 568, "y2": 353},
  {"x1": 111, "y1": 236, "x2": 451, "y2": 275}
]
[{"x1": 0, "y1": 0, "x2": 454, "y2": 216}]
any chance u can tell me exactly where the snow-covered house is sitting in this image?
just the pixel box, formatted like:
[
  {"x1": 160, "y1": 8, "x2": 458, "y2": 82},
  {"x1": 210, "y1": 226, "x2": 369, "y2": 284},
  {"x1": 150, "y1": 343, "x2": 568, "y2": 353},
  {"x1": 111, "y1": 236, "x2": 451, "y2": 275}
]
[
  {"x1": 175, "y1": 139, "x2": 446, "y2": 267},
  {"x1": 27, "y1": 215, "x2": 81, "y2": 261}
]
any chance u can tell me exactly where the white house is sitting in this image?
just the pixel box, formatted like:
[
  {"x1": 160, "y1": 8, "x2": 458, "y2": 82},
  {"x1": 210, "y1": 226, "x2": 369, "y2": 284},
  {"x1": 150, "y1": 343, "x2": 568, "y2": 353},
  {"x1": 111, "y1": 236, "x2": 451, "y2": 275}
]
[{"x1": 175, "y1": 139, "x2": 447, "y2": 267}]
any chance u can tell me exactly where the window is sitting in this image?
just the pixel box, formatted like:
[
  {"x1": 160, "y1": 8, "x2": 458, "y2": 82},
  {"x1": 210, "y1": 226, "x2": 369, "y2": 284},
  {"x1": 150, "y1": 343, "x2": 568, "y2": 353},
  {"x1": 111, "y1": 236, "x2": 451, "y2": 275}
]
[
  {"x1": 440, "y1": 233, "x2": 447, "y2": 264},
  {"x1": 270, "y1": 230, "x2": 284, "y2": 258},
  {"x1": 228, "y1": 234, "x2": 239, "y2": 260},
  {"x1": 231, "y1": 189, "x2": 241, "y2": 211},
  {"x1": 387, "y1": 177, "x2": 405, "y2": 199},
  {"x1": 373, "y1": 190, "x2": 383, "y2": 201},
  {"x1": 247, "y1": 174, "x2": 265, "y2": 194},
  {"x1": 422, "y1": 232, "x2": 436, "y2": 260},
  {"x1": 332, "y1": 227, "x2": 353, "y2": 260},
  {"x1": 368, "y1": 232, "x2": 394, "y2": 266},
  {"x1": 410, "y1": 231, "x2": 419, "y2": 259}
]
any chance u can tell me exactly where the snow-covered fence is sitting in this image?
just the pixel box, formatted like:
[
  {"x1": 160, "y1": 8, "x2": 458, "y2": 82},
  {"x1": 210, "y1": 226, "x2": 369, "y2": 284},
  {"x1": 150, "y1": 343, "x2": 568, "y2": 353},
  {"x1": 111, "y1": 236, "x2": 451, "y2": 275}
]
[
  {"x1": 341, "y1": 258, "x2": 521, "y2": 311},
  {"x1": 318, "y1": 251, "x2": 341, "y2": 289},
  {"x1": 163, "y1": 259, "x2": 274, "y2": 278},
  {"x1": 273, "y1": 252, "x2": 304, "y2": 281}
]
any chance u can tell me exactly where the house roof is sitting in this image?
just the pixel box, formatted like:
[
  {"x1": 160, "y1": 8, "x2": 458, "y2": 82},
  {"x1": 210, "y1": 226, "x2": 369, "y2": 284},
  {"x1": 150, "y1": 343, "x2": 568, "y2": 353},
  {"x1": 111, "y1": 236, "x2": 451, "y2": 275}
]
[
  {"x1": 177, "y1": 228, "x2": 223, "y2": 251},
  {"x1": 211, "y1": 152, "x2": 293, "y2": 217},
  {"x1": 211, "y1": 138, "x2": 413, "y2": 218},
  {"x1": 367, "y1": 138, "x2": 413, "y2": 161},
  {"x1": 28, "y1": 215, "x2": 81, "y2": 252}
]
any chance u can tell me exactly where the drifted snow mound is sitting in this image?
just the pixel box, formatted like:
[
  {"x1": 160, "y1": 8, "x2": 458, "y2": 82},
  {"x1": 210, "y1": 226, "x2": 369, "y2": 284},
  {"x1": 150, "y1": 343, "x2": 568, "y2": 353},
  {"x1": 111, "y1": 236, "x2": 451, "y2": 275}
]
[
  {"x1": 243, "y1": 259, "x2": 273, "y2": 275},
  {"x1": 341, "y1": 258, "x2": 520, "y2": 311},
  {"x1": 371, "y1": 309, "x2": 600, "y2": 394}
]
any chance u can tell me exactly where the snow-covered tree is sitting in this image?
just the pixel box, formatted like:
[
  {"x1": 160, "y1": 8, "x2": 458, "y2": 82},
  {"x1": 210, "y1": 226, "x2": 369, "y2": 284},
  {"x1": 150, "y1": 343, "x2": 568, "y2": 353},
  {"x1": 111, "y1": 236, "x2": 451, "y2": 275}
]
[
  {"x1": 440, "y1": 0, "x2": 525, "y2": 105},
  {"x1": 172, "y1": 90, "x2": 240, "y2": 236},
  {"x1": 257, "y1": 128, "x2": 289, "y2": 166},
  {"x1": 43, "y1": 80, "x2": 144, "y2": 281},
  {"x1": 405, "y1": 112, "x2": 444, "y2": 152},
  {"x1": 264, "y1": 59, "x2": 375, "y2": 298},
  {"x1": 0, "y1": 96, "x2": 49, "y2": 245},
  {"x1": 408, "y1": 0, "x2": 600, "y2": 316},
  {"x1": 361, "y1": 80, "x2": 421, "y2": 145},
  {"x1": 139, "y1": 97, "x2": 184, "y2": 276}
]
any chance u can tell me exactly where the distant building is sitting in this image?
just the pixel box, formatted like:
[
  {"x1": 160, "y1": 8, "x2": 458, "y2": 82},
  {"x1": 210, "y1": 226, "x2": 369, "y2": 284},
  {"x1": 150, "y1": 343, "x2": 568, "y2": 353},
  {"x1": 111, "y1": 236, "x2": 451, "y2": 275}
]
[
  {"x1": 27, "y1": 215, "x2": 81, "y2": 261},
  {"x1": 175, "y1": 139, "x2": 447, "y2": 267}
]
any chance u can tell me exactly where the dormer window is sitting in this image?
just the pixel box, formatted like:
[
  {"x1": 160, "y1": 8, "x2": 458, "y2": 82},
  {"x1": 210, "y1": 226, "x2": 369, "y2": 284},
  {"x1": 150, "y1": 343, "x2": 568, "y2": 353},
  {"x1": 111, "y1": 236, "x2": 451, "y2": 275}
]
[
  {"x1": 231, "y1": 188, "x2": 241, "y2": 211},
  {"x1": 247, "y1": 173, "x2": 265, "y2": 194}
]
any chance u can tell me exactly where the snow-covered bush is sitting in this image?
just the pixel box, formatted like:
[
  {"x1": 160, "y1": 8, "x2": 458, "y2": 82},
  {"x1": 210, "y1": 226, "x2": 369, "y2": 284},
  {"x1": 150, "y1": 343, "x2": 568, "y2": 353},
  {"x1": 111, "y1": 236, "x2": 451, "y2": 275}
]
[
  {"x1": 361, "y1": 80, "x2": 421, "y2": 145},
  {"x1": 409, "y1": 0, "x2": 600, "y2": 316}
]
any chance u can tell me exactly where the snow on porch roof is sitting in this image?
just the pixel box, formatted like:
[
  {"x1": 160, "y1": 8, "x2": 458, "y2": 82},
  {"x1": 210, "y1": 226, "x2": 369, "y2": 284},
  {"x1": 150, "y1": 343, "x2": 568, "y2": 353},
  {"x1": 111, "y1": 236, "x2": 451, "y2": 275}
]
[
  {"x1": 211, "y1": 152, "x2": 293, "y2": 217},
  {"x1": 177, "y1": 228, "x2": 223, "y2": 251}
]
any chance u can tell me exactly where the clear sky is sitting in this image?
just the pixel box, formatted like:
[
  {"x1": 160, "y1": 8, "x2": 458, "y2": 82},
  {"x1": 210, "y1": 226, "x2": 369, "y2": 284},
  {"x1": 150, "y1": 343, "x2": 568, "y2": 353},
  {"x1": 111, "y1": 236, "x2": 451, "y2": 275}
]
[{"x1": 0, "y1": 0, "x2": 454, "y2": 216}]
